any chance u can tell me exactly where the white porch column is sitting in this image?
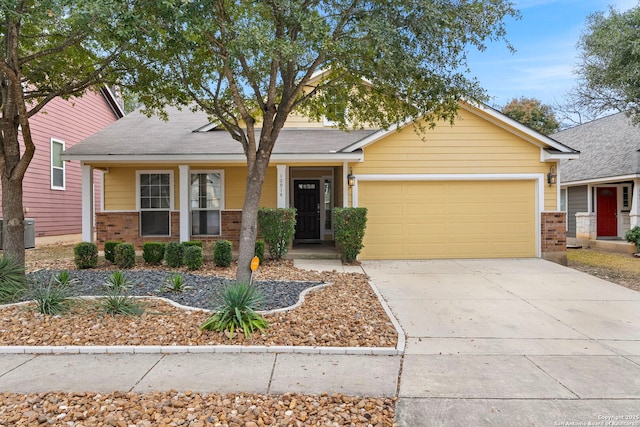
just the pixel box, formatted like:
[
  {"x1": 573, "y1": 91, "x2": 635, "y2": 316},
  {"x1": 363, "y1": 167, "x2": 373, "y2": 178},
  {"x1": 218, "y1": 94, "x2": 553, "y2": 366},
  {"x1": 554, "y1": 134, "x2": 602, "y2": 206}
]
[
  {"x1": 630, "y1": 178, "x2": 640, "y2": 228},
  {"x1": 343, "y1": 162, "x2": 349, "y2": 207},
  {"x1": 81, "y1": 164, "x2": 94, "y2": 242},
  {"x1": 179, "y1": 165, "x2": 190, "y2": 242},
  {"x1": 277, "y1": 164, "x2": 288, "y2": 208}
]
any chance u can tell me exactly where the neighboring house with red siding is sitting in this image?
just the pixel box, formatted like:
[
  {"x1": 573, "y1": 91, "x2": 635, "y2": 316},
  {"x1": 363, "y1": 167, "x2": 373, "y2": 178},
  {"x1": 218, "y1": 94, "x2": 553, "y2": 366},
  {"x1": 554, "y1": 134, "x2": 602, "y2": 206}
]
[{"x1": 0, "y1": 87, "x2": 124, "y2": 246}]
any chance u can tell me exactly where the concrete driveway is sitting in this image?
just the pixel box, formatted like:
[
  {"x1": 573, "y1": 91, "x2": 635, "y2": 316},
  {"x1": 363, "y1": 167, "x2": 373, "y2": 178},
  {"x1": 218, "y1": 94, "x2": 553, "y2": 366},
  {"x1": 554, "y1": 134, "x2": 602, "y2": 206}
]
[{"x1": 363, "y1": 258, "x2": 640, "y2": 426}]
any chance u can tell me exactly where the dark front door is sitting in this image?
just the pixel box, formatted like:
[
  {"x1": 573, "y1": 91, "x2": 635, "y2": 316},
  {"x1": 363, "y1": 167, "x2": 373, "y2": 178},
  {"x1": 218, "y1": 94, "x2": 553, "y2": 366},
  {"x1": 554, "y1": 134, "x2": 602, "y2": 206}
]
[
  {"x1": 597, "y1": 187, "x2": 618, "y2": 236},
  {"x1": 294, "y1": 180, "x2": 320, "y2": 240}
]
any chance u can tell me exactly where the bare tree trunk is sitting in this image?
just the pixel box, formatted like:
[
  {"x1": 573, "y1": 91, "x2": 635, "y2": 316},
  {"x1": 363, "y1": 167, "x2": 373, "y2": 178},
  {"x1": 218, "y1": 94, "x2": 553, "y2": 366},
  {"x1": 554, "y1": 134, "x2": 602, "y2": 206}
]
[
  {"x1": 236, "y1": 153, "x2": 270, "y2": 283},
  {"x1": 1, "y1": 169, "x2": 25, "y2": 266}
]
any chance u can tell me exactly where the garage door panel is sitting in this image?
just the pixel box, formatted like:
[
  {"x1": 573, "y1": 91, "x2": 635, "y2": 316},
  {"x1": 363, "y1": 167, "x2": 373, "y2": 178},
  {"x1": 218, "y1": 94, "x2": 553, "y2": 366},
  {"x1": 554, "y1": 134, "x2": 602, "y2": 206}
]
[{"x1": 359, "y1": 180, "x2": 536, "y2": 259}]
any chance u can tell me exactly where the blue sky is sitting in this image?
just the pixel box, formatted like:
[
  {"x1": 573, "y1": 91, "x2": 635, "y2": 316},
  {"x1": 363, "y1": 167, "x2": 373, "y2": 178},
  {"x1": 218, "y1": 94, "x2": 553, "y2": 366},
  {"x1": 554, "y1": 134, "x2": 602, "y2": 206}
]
[{"x1": 466, "y1": 0, "x2": 639, "y2": 110}]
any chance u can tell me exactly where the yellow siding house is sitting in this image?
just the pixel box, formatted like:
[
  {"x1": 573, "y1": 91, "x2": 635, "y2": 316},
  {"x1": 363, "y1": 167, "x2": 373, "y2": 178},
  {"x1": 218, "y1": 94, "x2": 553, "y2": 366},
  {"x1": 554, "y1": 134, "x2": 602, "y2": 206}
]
[{"x1": 63, "y1": 101, "x2": 578, "y2": 262}]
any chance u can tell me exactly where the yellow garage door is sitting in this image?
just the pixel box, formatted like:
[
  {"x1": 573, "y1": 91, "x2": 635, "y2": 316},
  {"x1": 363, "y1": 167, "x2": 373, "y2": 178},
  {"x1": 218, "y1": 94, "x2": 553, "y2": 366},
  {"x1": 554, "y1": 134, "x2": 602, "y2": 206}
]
[{"x1": 359, "y1": 180, "x2": 536, "y2": 259}]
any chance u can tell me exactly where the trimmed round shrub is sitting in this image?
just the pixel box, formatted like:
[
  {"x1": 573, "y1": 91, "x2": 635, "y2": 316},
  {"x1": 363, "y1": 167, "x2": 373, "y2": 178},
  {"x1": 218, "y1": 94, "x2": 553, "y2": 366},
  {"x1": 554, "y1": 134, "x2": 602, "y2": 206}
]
[
  {"x1": 103, "y1": 241, "x2": 120, "y2": 264},
  {"x1": 165, "y1": 241, "x2": 184, "y2": 268},
  {"x1": 182, "y1": 240, "x2": 203, "y2": 248},
  {"x1": 183, "y1": 245, "x2": 203, "y2": 270},
  {"x1": 143, "y1": 242, "x2": 166, "y2": 265},
  {"x1": 74, "y1": 242, "x2": 98, "y2": 269},
  {"x1": 115, "y1": 243, "x2": 136, "y2": 269},
  {"x1": 214, "y1": 240, "x2": 233, "y2": 268},
  {"x1": 254, "y1": 239, "x2": 265, "y2": 264}
]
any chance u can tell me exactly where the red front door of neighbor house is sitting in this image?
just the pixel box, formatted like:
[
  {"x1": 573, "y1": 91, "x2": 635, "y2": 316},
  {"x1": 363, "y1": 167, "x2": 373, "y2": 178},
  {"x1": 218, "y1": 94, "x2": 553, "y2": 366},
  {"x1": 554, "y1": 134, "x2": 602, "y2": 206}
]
[{"x1": 597, "y1": 187, "x2": 618, "y2": 236}]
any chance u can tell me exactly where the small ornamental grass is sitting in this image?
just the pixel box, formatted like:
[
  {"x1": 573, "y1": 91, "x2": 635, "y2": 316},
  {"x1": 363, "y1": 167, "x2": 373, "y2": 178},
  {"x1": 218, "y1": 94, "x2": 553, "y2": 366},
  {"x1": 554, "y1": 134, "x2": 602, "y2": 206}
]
[
  {"x1": 0, "y1": 255, "x2": 26, "y2": 304},
  {"x1": 28, "y1": 271, "x2": 75, "y2": 315},
  {"x1": 103, "y1": 271, "x2": 134, "y2": 293},
  {"x1": 99, "y1": 292, "x2": 144, "y2": 316},
  {"x1": 161, "y1": 273, "x2": 192, "y2": 292},
  {"x1": 200, "y1": 282, "x2": 268, "y2": 339}
]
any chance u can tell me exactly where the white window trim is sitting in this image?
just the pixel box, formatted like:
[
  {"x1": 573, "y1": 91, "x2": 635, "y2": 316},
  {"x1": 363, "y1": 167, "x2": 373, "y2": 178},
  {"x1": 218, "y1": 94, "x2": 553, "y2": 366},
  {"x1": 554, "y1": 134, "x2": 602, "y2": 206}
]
[
  {"x1": 189, "y1": 170, "x2": 225, "y2": 236},
  {"x1": 136, "y1": 170, "x2": 174, "y2": 236},
  {"x1": 51, "y1": 138, "x2": 65, "y2": 190}
]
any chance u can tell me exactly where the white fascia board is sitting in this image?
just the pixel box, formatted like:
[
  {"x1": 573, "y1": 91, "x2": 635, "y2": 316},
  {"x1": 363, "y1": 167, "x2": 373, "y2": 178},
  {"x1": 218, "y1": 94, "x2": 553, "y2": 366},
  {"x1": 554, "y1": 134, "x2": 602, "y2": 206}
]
[
  {"x1": 541, "y1": 149, "x2": 580, "y2": 161},
  {"x1": 560, "y1": 174, "x2": 640, "y2": 187},
  {"x1": 62, "y1": 152, "x2": 363, "y2": 164},
  {"x1": 460, "y1": 101, "x2": 578, "y2": 154},
  {"x1": 355, "y1": 173, "x2": 543, "y2": 181}
]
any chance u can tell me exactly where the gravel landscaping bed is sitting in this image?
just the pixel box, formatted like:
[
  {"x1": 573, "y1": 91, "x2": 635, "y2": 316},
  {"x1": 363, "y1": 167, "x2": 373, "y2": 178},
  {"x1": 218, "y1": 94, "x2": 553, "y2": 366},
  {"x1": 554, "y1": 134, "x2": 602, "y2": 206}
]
[
  {"x1": 0, "y1": 256, "x2": 398, "y2": 348},
  {"x1": 25, "y1": 269, "x2": 322, "y2": 311},
  {"x1": 0, "y1": 391, "x2": 396, "y2": 426}
]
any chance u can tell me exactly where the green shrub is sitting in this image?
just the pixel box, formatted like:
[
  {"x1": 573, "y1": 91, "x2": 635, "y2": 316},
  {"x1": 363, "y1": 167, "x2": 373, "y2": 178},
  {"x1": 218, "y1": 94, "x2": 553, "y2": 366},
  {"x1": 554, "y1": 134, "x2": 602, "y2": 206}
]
[
  {"x1": 161, "y1": 273, "x2": 192, "y2": 293},
  {"x1": 333, "y1": 207, "x2": 368, "y2": 263},
  {"x1": 0, "y1": 255, "x2": 26, "y2": 304},
  {"x1": 213, "y1": 240, "x2": 233, "y2": 267},
  {"x1": 74, "y1": 242, "x2": 98, "y2": 269},
  {"x1": 143, "y1": 242, "x2": 166, "y2": 264},
  {"x1": 183, "y1": 245, "x2": 203, "y2": 270},
  {"x1": 254, "y1": 239, "x2": 265, "y2": 264},
  {"x1": 103, "y1": 241, "x2": 120, "y2": 263},
  {"x1": 182, "y1": 240, "x2": 203, "y2": 248},
  {"x1": 200, "y1": 282, "x2": 268, "y2": 338},
  {"x1": 165, "y1": 242, "x2": 184, "y2": 268},
  {"x1": 625, "y1": 226, "x2": 640, "y2": 252},
  {"x1": 114, "y1": 243, "x2": 136, "y2": 269},
  {"x1": 257, "y1": 208, "x2": 296, "y2": 260}
]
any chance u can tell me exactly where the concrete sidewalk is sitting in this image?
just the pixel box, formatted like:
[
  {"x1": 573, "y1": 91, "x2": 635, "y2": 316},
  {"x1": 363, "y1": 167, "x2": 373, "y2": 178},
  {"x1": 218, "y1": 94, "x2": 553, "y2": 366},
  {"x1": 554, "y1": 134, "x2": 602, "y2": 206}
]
[
  {"x1": 364, "y1": 259, "x2": 640, "y2": 427},
  {"x1": 0, "y1": 353, "x2": 400, "y2": 396}
]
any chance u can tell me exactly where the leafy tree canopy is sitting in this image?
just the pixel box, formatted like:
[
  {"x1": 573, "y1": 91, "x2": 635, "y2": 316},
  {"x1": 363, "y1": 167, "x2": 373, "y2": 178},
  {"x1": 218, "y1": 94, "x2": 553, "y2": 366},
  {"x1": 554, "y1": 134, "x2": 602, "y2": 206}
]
[
  {"x1": 501, "y1": 97, "x2": 559, "y2": 135},
  {"x1": 571, "y1": 5, "x2": 640, "y2": 123},
  {"x1": 124, "y1": 0, "x2": 519, "y2": 281},
  {"x1": 0, "y1": 0, "x2": 144, "y2": 265}
]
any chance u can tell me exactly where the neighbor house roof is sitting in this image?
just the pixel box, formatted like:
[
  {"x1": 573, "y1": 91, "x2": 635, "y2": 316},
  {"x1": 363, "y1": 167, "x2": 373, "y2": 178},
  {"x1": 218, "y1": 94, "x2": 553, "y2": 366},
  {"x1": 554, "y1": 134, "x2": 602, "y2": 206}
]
[
  {"x1": 554, "y1": 112, "x2": 640, "y2": 184},
  {"x1": 62, "y1": 106, "x2": 374, "y2": 163}
]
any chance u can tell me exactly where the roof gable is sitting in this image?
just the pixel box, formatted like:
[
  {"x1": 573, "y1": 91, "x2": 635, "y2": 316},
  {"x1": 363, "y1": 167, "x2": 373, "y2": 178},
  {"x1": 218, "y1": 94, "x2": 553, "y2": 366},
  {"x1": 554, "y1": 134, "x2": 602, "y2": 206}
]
[
  {"x1": 555, "y1": 112, "x2": 640, "y2": 183},
  {"x1": 341, "y1": 100, "x2": 579, "y2": 158}
]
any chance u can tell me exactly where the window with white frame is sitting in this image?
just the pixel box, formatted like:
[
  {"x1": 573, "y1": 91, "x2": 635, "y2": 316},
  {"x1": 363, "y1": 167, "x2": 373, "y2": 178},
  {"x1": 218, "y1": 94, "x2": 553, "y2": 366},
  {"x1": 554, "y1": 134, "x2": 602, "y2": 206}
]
[
  {"x1": 190, "y1": 171, "x2": 223, "y2": 235},
  {"x1": 51, "y1": 139, "x2": 65, "y2": 190},
  {"x1": 138, "y1": 171, "x2": 172, "y2": 236}
]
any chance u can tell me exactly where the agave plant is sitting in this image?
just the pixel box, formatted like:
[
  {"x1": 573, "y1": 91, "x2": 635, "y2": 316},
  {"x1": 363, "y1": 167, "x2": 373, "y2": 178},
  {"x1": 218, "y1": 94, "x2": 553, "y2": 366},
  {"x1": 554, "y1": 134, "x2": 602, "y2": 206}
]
[{"x1": 200, "y1": 282, "x2": 268, "y2": 338}]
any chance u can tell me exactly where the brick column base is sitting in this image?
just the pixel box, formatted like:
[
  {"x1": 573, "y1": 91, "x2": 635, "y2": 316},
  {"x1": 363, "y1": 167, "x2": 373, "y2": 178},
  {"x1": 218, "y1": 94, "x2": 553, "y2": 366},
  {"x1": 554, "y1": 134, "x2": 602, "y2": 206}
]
[{"x1": 541, "y1": 211, "x2": 567, "y2": 265}]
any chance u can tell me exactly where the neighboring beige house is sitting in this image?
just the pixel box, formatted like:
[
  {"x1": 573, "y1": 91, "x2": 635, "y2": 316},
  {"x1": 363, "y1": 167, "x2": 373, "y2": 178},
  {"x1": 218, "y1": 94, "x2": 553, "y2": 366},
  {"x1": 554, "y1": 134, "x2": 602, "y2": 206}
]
[{"x1": 63, "y1": 99, "x2": 578, "y2": 262}]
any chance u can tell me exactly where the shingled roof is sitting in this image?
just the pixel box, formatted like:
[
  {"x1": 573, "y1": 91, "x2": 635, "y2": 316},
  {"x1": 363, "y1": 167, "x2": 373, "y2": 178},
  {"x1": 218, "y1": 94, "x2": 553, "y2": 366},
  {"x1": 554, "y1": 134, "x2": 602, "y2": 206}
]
[
  {"x1": 554, "y1": 112, "x2": 640, "y2": 183},
  {"x1": 62, "y1": 106, "x2": 376, "y2": 161}
]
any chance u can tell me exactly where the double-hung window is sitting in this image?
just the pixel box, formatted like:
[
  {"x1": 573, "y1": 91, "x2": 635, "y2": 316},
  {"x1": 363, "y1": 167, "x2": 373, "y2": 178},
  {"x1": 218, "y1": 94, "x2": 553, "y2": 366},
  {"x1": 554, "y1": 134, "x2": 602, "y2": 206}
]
[
  {"x1": 138, "y1": 171, "x2": 172, "y2": 236},
  {"x1": 51, "y1": 139, "x2": 65, "y2": 190},
  {"x1": 190, "y1": 171, "x2": 223, "y2": 235}
]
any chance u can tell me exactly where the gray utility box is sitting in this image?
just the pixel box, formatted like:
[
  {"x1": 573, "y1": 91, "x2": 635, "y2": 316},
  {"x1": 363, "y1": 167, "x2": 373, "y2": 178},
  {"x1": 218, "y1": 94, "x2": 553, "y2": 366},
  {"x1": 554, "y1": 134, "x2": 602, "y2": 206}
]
[{"x1": 0, "y1": 218, "x2": 35, "y2": 249}]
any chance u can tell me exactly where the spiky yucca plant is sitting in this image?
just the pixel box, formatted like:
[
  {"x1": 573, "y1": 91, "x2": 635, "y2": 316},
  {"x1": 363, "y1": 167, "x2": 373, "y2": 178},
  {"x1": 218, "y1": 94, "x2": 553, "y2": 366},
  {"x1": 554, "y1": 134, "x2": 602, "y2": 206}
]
[
  {"x1": 0, "y1": 255, "x2": 26, "y2": 304},
  {"x1": 200, "y1": 282, "x2": 268, "y2": 338}
]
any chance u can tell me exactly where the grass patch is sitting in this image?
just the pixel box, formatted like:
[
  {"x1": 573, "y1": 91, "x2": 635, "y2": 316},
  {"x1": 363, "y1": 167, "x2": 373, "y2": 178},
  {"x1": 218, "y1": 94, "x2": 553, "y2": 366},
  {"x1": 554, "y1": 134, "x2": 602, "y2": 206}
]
[{"x1": 567, "y1": 249, "x2": 640, "y2": 274}]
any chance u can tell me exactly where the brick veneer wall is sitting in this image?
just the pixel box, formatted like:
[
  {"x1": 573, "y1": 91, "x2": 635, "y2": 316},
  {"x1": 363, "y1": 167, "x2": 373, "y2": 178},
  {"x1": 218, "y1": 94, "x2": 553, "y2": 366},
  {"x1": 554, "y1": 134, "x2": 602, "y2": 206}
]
[
  {"x1": 541, "y1": 211, "x2": 567, "y2": 265},
  {"x1": 96, "y1": 210, "x2": 242, "y2": 249}
]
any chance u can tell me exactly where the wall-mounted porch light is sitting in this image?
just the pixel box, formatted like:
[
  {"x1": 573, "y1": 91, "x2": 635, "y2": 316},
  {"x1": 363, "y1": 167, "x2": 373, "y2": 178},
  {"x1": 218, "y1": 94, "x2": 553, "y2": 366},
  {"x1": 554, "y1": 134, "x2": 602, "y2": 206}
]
[
  {"x1": 547, "y1": 165, "x2": 557, "y2": 186},
  {"x1": 347, "y1": 169, "x2": 356, "y2": 187}
]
